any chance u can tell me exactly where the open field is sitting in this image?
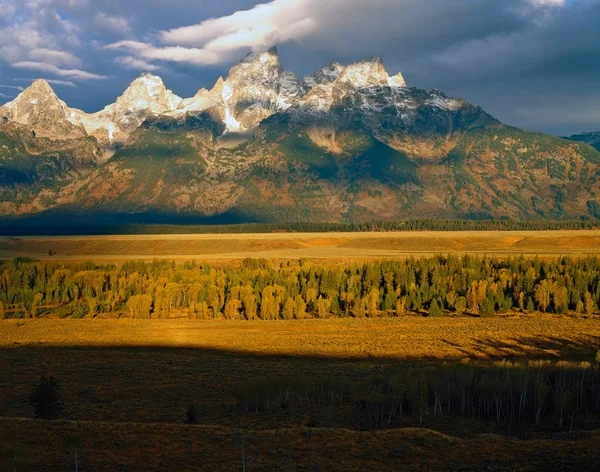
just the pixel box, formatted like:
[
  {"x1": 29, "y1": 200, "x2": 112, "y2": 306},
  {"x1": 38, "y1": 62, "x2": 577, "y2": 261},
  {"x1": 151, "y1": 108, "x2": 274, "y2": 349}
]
[
  {"x1": 1, "y1": 229, "x2": 600, "y2": 261},
  {"x1": 1, "y1": 317, "x2": 600, "y2": 470},
  {"x1": 2, "y1": 317, "x2": 600, "y2": 362}
]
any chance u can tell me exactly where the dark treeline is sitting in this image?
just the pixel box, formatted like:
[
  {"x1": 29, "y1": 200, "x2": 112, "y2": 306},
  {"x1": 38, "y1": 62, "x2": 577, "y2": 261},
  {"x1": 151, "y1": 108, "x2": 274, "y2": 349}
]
[
  {"x1": 1, "y1": 255, "x2": 599, "y2": 319},
  {"x1": 237, "y1": 360, "x2": 600, "y2": 431},
  {"x1": 0, "y1": 219, "x2": 598, "y2": 236}
]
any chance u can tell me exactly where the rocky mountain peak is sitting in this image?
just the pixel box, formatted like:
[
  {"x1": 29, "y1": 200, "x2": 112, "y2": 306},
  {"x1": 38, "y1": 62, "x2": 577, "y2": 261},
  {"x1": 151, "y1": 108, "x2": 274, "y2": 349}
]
[
  {"x1": 70, "y1": 73, "x2": 184, "y2": 148},
  {"x1": 337, "y1": 57, "x2": 391, "y2": 87},
  {"x1": 3, "y1": 79, "x2": 60, "y2": 111},
  {"x1": 0, "y1": 79, "x2": 87, "y2": 139},
  {"x1": 302, "y1": 62, "x2": 345, "y2": 90},
  {"x1": 227, "y1": 46, "x2": 283, "y2": 85},
  {"x1": 213, "y1": 47, "x2": 293, "y2": 131},
  {"x1": 114, "y1": 73, "x2": 182, "y2": 114},
  {"x1": 388, "y1": 73, "x2": 407, "y2": 88},
  {"x1": 239, "y1": 46, "x2": 280, "y2": 65},
  {"x1": 27, "y1": 79, "x2": 55, "y2": 95}
]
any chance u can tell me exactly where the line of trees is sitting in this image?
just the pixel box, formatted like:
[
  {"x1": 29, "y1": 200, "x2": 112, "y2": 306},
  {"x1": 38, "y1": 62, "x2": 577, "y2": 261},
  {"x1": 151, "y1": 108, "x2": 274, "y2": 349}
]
[
  {"x1": 237, "y1": 360, "x2": 600, "y2": 431},
  {"x1": 1, "y1": 219, "x2": 598, "y2": 236},
  {"x1": 0, "y1": 255, "x2": 598, "y2": 320}
]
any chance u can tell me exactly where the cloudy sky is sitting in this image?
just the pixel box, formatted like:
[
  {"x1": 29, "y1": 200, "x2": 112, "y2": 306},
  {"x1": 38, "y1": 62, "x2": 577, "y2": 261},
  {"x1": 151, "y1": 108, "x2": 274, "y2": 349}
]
[{"x1": 0, "y1": 0, "x2": 598, "y2": 135}]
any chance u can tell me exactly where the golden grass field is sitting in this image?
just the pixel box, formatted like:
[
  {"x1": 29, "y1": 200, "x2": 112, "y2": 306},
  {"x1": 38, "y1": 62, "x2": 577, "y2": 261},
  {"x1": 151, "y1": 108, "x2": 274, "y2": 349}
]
[
  {"x1": 1, "y1": 317, "x2": 600, "y2": 470},
  {"x1": 1, "y1": 229, "x2": 600, "y2": 261}
]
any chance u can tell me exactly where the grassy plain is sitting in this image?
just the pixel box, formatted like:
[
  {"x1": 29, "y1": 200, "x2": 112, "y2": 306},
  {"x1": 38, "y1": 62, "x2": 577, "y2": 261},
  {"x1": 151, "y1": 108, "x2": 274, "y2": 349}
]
[
  {"x1": 1, "y1": 317, "x2": 600, "y2": 470},
  {"x1": 1, "y1": 229, "x2": 600, "y2": 261},
  {"x1": 2, "y1": 229, "x2": 600, "y2": 470}
]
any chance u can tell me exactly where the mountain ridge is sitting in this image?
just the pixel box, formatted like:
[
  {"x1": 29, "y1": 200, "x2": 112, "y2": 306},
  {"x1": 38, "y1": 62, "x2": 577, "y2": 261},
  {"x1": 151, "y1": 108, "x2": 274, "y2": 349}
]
[{"x1": 1, "y1": 47, "x2": 599, "y2": 224}]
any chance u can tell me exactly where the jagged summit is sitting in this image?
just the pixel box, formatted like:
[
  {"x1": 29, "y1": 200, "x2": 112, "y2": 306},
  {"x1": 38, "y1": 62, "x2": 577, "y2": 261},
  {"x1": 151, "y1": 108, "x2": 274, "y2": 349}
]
[
  {"x1": 240, "y1": 46, "x2": 279, "y2": 64},
  {"x1": 0, "y1": 47, "x2": 447, "y2": 149},
  {"x1": 0, "y1": 78, "x2": 87, "y2": 139},
  {"x1": 113, "y1": 73, "x2": 182, "y2": 114},
  {"x1": 27, "y1": 79, "x2": 55, "y2": 94},
  {"x1": 70, "y1": 72, "x2": 183, "y2": 147}
]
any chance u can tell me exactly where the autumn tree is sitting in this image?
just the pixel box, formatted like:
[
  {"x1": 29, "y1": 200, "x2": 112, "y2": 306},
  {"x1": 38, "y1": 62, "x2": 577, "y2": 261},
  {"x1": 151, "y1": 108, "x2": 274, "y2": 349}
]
[
  {"x1": 534, "y1": 280, "x2": 551, "y2": 313},
  {"x1": 31, "y1": 293, "x2": 43, "y2": 318},
  {"x1": 394, "y1": 297, "x2": 406, "y2": 317},
  {"x1": 295, "y1": 295, "x2": 307, "y2": 320},
  {"x1": 282, "y1": 298, "x2": 295, "y2": 320},
  {"x1": 584, "y1": 292, "x2": 595, "y2": 316},
  {"x1": 126, "y1": 294, "x2": 152, "y2": 319},
  {"x1": 316, "y1": 296, "x2": 331, "y2": 319},
  {"x1": 367, "y1": 288, "x2": 379, "y2": 317},
  {"x1": 454, "y1": 296, "x2": 467, "y2": 316},
  {"x1": 224, "y1": 299, "x2": 242, "y2": 320}
]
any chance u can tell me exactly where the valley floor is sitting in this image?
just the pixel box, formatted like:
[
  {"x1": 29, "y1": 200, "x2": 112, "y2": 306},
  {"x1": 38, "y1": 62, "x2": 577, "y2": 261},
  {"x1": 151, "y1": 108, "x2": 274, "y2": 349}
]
[{"x1": 1, "y1": 229, "x2": 600, "y2": 261}]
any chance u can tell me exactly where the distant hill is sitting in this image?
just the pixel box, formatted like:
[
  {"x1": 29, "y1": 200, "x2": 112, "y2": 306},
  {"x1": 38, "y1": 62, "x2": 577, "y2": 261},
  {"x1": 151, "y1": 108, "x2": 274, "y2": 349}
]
[{"x1": 566, "y1": 132, "x2": 600, "y2": 152}]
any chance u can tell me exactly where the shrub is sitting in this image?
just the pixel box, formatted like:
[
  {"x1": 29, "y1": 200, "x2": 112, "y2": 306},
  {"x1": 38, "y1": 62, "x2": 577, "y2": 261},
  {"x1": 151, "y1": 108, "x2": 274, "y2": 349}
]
[
  {"x1": 30, "y1": 376, "x2": 64, "y2": 420},
  {"x1": 428, "y1": 299, "x2": 443, "y2": 317},
  {"x1": 479, "y1": 297, "x2": 495, "y2": 317},
  {"x1": 186, "y1": 403, "x2": 199, "y2": 424}
]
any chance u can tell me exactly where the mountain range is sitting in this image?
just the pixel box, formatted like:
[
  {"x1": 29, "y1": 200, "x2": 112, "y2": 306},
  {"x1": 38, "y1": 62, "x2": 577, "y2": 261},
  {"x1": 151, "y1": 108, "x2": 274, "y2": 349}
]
[{"x1": 1, "y1": 46, "x2": 599, "y2": 225}]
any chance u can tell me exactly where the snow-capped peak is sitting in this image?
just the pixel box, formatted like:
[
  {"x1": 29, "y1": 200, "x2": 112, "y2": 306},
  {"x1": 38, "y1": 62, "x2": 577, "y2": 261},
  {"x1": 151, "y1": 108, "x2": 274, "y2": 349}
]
[
  {"x1": 114, "y1": 73, "x2": 182, "y2": 114},
  {"x1": 4, "y1": 47, "x2": 418, "y2": 151}
]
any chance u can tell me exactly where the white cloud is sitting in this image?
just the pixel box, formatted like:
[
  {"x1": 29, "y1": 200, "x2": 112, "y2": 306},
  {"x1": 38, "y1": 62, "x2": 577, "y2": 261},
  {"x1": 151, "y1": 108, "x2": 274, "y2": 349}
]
[
  {"x1": 108, "y1": 0, "x2": 317, "y2": 67},
  {"x1": 43, "y1": 79, "x2": 77, "y2": 88},
  {"x1": 115, "y1": 56, "x2": 160, "y2": 72},
  {"x1": 105, "y1": 41, "x2": 221, "y2": 66},
  {"x1": 0, "y1": 3, "x2": 16, "y2": 21},
  {"x1": 13, "y1": 78, "x2": 76, "y2": 87},
  {"x1": 0, "y1": 0, "x2": 102, "y2": 81},
  {"x1": 106, "y1": 0, "x2": 569, "y2": 70},
  {"x1": 0, "y1": 85, "x2": 24, "y2": 91},
  {"x1": 93, "y1": 12, "x2": 131, "y2": 34},
  {"x1": 159, "y1": 0, "x2": 316, "y2": 49},
  {"x1": 29, "y1": 48, "x2": 82, "y2": 67},
  {"x1": 529, "y1": 0, "x2": 565, "y2": 6},
  {"x1": 13, "y1": 61, "x2": 106, "y2": 80},
  {"x1": 0, "y1": 92, "x2": 14, "y2": 99}
]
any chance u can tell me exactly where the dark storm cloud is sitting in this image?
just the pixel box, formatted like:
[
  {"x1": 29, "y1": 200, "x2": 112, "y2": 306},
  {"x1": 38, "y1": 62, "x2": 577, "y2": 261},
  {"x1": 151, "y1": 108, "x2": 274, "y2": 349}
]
[{"x1": 0, "y1": 0, "x2": 597, "y2": 135}]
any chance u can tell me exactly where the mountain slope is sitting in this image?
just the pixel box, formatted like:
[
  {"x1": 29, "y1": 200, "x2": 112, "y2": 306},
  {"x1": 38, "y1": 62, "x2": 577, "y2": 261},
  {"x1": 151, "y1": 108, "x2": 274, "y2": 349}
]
[{"x1": 1, "y1": 48, "x2": 599, "y2": 224}]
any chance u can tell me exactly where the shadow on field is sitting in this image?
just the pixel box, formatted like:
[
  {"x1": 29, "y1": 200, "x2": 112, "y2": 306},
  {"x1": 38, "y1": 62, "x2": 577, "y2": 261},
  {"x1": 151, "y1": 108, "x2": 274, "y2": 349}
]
[
  {"x1": 1, "y1": 333, "x2": 600, "y2": 471},
  {"x1": 444, "y1": 334, "x2": 600, "y2": 362}
]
